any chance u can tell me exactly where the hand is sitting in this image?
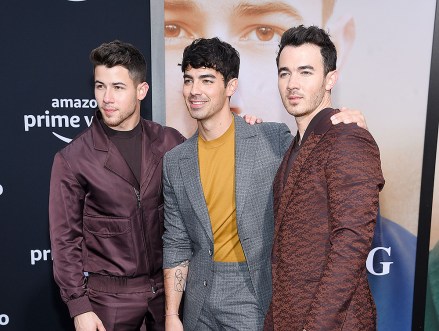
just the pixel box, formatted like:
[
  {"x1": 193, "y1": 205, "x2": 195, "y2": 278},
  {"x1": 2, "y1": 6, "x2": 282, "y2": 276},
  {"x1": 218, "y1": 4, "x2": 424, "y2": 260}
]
[
  {"x1": 330, "y1": 107, "x2": 368, "y2": 130},
  {"x1": 74, "y1": 312, "x2": 106, "y2": 331},
  {"x1": 165, "y1": 314, "x2": 184, "y2": 331},
  {"x1": 242, "y1": 114, "x2": 263, "y2": 125}
]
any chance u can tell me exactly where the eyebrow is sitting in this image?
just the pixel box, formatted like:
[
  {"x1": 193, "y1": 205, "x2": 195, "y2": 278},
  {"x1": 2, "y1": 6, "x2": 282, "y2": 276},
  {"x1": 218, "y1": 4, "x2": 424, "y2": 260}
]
[
  {"x1": 278, "y1": 65, "x2": 315, "y2": 74},
  {"x1": 199, "y1": 74, "x2": 216, "y2": 79},
  {"x1": 165, "y1": 0, "x2": 200, "y2": 13},
  {"x1": 164, "y1": 1, "x2": 302, "y2": 21},
  {"x1": 234, "y1": 1, "x2": 302, "y2": 21},
  {"x1": 298, "y1": 65, "x2": 314, "y2": 70},
  {"x1": 94, "y1": 80, "x2": 126, "y2": 86},
  {"x1": 278, "y1": 67, "x2": 290, "y2": 74},
  {"x1": 183, "y1": 73, "x2": 217, "y2": 80}
]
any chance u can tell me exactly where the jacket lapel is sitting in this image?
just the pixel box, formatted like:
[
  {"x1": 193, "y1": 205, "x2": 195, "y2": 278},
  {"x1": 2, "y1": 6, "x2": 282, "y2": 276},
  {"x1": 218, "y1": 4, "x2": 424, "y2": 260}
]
[
  {"x1": 273, "y1": 108, "x2": 337, "y2": 239},
  {"x1": 139, "y1": 121, "x2": 161, "y2": 196},
  {"x1": 179, "y1": 134, "x2": 214, "y2": 243},
  {"x1": 273, "y1": 140, "x2": 295, "y2": 218},
  {"x1": 91, "y1": 113, "x2": 138, "y2": 188},
  {"x1": 234, "y1": 115, "x2": 257, "y2": 222}
]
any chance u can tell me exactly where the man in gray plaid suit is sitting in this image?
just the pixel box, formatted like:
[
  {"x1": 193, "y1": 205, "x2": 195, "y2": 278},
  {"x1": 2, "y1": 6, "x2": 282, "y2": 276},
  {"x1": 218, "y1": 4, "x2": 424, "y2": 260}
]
[
  {"x1": 162, "y1": 37, "x2": 364, "y2": 331},
  {"x1": 162, "y1": 37, "x2": 291, "y2": 331}
]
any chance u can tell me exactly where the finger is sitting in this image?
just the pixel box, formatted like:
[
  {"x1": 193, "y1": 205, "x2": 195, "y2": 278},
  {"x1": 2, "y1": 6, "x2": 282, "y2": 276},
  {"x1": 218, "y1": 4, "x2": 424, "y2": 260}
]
[{"x1": 330, "y1": 114, "x2": 342, "y2": 124}]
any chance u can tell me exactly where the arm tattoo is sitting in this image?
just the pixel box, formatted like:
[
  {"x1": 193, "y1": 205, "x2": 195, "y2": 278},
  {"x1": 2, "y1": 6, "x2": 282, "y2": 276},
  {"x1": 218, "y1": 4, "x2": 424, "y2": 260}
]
[{"x1": 174, "y1": 260, "x2": 189, "y2": 292}]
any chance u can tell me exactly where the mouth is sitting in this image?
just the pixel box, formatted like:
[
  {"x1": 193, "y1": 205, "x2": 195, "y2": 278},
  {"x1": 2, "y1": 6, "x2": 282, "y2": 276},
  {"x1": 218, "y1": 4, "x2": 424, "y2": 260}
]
[
  {"x1": 188, "y1": 99, "x2": 207, "y2": 109},
  {"x1": 102, "y1": 108, "x2": 117, "y2": 114},
  {"x1": 287, "y1": 94, "x2": 302, "y2": 104}
]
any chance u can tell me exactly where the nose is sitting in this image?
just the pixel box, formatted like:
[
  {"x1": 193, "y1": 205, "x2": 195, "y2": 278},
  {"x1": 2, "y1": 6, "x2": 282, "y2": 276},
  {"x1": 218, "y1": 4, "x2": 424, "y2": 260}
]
[
  {"x1": 287, "y1": 74, "x2": 299, "y2": 91},
  {"x1": 190, "y1": 81, "x2": 202, "y2": 96},
  {"x1": 103, "y1": 88, "x2": 113, "y2": 103}
]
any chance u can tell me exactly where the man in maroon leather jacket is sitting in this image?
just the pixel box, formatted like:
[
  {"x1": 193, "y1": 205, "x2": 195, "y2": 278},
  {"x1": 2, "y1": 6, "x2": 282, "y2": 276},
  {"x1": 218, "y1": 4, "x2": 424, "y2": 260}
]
[{"x1": 49, "y1": 41, "x2": 184, "y2": 331}]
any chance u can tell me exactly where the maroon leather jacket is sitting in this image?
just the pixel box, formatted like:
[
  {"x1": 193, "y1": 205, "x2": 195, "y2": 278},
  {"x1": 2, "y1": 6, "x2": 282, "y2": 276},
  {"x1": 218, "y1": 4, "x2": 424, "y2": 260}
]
[{"x1": 49, "y1": 112, "x2": 184, "y2": 317}]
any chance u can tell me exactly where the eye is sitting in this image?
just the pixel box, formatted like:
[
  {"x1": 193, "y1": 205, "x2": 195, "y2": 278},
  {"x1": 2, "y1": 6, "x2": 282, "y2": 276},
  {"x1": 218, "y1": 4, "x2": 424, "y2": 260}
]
[
  {"x1": 278, "y1": 71, "x2": 290, "y2": 78},
  {"x1": 95, "y1": 84, "x2": 103, "y2": 89},
  {"x1": 164, "y1": 22, "x2": 195, "y2": 40},
  {"x1": 240, "y1": 25, "x2": 283, "y2": 43}
]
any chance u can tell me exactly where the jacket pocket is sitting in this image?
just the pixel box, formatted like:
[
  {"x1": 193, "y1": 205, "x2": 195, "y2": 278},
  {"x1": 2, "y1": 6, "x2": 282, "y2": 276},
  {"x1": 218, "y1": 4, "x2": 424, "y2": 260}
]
[{"x1": 83, "y1": 215, "x2": 135, "y2": 275}]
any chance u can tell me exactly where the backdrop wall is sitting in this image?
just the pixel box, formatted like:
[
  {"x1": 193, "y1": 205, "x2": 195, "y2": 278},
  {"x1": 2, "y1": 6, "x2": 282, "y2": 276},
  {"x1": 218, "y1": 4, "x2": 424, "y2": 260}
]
[
  {"x1": 0, "y1": 1, "x2": 151, "y2": 329},
  {"x1": 161, "y1": 1, "x2": 436, "y2": 330}
]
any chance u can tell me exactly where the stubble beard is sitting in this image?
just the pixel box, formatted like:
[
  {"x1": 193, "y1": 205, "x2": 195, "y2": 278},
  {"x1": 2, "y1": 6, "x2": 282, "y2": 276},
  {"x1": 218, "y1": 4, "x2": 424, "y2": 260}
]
[{"x1": 101, "y1": 107, "x2": 137, "y2": 129}]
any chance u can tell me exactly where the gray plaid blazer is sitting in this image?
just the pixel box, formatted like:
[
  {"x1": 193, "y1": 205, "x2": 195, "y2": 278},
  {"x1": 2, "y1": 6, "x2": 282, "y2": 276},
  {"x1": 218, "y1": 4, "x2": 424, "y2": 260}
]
[{"x1": 162, "y1": 114, "x2": 292, "y2": 330}]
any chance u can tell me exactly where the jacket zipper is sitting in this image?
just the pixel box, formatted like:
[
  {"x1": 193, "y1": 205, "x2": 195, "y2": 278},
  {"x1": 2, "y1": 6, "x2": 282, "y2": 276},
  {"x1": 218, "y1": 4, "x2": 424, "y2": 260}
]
[{"x1": 133, "y1": 187, "x2": 155, "y2": 275}]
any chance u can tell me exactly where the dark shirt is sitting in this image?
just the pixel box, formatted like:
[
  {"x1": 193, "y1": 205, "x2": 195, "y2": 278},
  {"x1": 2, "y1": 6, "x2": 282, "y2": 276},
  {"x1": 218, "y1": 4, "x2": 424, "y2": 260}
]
[{"x1": 102, "y1": 120, "x2": 142, "y2": 188}]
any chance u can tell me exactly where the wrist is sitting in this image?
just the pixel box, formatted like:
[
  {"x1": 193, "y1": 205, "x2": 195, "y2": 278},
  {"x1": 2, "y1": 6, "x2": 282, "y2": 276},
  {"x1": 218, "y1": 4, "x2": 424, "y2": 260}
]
[{"x1": 165, "y1": 312, "x2": 179, "y2": 317}]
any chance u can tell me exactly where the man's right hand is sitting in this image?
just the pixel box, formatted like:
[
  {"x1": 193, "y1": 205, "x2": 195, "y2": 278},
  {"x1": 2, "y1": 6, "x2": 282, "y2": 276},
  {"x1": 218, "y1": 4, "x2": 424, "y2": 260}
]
[
  {"x1": 74, "y1": 312, "x2": 106, "y2": 331},
  {"x1": 165, "y1": 315, "x2": 183, "y2": 331}
]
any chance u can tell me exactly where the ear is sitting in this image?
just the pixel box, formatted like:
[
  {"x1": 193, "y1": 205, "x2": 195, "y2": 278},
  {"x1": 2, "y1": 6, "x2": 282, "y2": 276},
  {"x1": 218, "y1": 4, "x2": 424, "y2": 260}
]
[
  {"x1": 226, "y1": 78, "x2": 238, "y2": 97},
  {"x1": 325, "y1": 70, "x2": 338, "y2": 91},
  {"x1": 326, "y1": 14, "x2": 355, "y2": 71},
  {"x1": 137, "y1": 82, "x2": 149, "y2": 101}
]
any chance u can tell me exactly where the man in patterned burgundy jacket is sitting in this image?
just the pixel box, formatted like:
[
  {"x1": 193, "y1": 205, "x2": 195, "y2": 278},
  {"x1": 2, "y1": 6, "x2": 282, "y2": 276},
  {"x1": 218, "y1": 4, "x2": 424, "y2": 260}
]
[{"x1": 265, "y1": 25, "x2": 384, "y2": 331}]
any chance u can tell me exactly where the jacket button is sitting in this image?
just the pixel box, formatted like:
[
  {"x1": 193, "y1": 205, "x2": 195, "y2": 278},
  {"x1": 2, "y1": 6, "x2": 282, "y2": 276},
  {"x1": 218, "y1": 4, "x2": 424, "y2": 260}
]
[
  {"x1": 208, "y1": 249, "x2": 212, "y2": 256},
  {"x1": 203, "y1": 280, "x2": 207, "y2": 287}
]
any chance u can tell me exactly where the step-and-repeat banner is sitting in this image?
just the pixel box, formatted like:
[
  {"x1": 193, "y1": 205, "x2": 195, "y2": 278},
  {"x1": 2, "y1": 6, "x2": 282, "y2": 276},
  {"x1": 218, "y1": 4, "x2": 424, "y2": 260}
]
[
  {"x1": 0, "y1": 1, "x2": 151, "y2": 329},
  {"x1": 1, "y1": 0, "x2": 438, "y2": 330}
]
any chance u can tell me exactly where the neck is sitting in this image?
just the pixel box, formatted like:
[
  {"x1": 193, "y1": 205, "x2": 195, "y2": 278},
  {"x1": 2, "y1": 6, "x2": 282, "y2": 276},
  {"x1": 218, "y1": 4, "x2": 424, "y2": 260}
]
[
  {"x1": 296, "y1": 97, "x2": 331, "y2": 138},
  {"x1": 198, "y1": 110, "x2": 233, "y2": 141}
]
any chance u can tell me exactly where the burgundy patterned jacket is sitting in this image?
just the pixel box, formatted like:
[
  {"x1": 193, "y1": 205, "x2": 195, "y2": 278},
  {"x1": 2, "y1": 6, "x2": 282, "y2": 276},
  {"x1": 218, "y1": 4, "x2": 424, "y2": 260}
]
[{"x1": 265, "y1": 108, "x2": 384, "y2": 331}]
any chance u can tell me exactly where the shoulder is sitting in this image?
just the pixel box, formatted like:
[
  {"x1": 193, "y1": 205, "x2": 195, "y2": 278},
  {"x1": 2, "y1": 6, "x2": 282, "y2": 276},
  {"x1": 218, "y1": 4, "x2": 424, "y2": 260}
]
[
  {"x1": 164, "y1": 133, "x2": 196, "y2": 163},
  {"x1": 57, "y1": 125, "x2": 94, "y2": 159},
  {"x1": 235, "y1": 115, "x2": 290, "y2": 137},
  {"x1": 258, "y1": 121, "x2": 290, "y2": 134},
  {"x1": 327, "y1": 122, "x2": 379, "y2": 149},
  {"x1": 141, "y1": 118, "x2": 186, "y2": 150},
  {"x1": 253, "y1": 122, "x2": 292, "y2": 150}
]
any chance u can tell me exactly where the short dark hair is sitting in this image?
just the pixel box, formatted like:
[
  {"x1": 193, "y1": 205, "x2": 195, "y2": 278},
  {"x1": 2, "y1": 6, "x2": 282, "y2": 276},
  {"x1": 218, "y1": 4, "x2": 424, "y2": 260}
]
[
  {"x1": 181, "y1": 37, "x2": 240, "y2": 86},
  {"x1": 90, "y1": 40, "x2": 147, "y2": 84},
  {"x1": 276, "y1": 25, "x2": 337, "y2": 76}
]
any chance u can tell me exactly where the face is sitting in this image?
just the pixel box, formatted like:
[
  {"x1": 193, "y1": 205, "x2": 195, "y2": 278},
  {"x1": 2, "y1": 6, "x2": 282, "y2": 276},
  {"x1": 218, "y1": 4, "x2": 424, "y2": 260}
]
[
  {"x1": 182, "y1": 67, "x2": 237, "y2": 123},
  {"x1": 277, "y1": 44, "x2": 336, "y2": 128},
  {"x1": 94, "y1": 65, "x2": 148, "y2": 131},
  {"x1": 165, "y1": 0, "x2": 324, "y2": 137}
]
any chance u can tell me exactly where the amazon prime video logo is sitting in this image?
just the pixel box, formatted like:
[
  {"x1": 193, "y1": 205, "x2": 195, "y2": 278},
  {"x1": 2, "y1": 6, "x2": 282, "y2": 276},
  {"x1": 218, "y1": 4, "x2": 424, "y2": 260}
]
[{"x1": 23, "y1": 98, "x2": 96, "y2": 143}]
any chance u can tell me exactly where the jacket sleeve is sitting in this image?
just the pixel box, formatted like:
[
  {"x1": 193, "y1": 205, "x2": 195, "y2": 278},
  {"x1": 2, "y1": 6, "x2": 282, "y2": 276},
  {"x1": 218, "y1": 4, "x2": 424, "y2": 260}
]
[
  {"x1": 278, "y1": 123, "x2": 293, "y2": 156},
  {"x1": 303, "y1": 126, "x2": 385, "y2": 330},
  {"x1": 49, "y1": 152, "x2": 92, "y2": 317},
  {"x1": 162, "y1": 153, "x2": 193, "y2": 268}
]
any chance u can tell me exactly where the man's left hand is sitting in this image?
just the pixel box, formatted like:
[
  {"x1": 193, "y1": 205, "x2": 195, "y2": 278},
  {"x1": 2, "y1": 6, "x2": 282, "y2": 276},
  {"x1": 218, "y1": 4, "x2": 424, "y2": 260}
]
[
  {"x1": 242, "y1": 114, "x2": 263, "y2": 125},
  {"x1": 331, "y1": 107, "x2": 368, "y2": 130}
]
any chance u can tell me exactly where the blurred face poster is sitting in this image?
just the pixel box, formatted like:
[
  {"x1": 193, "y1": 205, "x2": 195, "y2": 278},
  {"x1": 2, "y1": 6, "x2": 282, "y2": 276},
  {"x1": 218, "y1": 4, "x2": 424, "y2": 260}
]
[{"x1": 162, "y1": 1, "x2": 437, "y2": 330}]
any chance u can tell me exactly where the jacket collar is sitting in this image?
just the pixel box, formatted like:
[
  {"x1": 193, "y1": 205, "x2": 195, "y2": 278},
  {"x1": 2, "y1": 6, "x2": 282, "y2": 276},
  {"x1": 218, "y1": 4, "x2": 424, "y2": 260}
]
[{"x1": 90, "y1": 111, "x2": 161, "y2": 191}]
